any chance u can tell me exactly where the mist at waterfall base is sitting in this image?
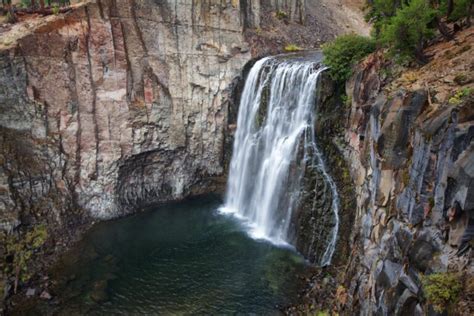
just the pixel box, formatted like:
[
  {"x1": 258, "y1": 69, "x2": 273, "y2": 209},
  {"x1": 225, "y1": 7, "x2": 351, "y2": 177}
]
[{"x1": 31, "y1": 196, "x2": 307, "y2": 315}]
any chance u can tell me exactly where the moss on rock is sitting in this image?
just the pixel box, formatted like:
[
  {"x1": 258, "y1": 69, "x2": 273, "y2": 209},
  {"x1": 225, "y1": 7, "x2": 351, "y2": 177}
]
[{"x1": 422, "y1": 272, "x2": 462, "y2": 313}]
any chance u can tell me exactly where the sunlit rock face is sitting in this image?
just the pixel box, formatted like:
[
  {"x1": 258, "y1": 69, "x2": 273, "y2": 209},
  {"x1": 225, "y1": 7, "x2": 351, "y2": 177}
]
[{"x1": 0, "y1": 0, "x2": 253, "y2": 221}]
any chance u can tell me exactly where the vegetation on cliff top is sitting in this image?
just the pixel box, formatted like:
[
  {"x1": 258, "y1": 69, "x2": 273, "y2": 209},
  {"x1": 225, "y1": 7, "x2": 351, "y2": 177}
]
[
  {"x1": 1, "y1": 0, "x2": 72, "y2": 22},
  {"x1": 322, "y1": 34, "x2": 376, "y2": 83},
  {"x1": 323, "y1": 0, "x2": 472, "y2": 82},
  {"x1": 377, "y1": 0, "x2": 437, "y2": 63}
]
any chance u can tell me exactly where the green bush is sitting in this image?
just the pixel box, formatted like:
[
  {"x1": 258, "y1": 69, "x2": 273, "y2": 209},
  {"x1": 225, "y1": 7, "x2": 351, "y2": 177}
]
[
  {"x1": 365, "y1": 0, "x2": 473, "y2": 64},
  {"x1": 322, "y1": 34, "x2": 376, "y2": 83},
  {"x1": 448, "y1": 87, "x2": 472, "y2": 105},
  {"x1": 284, "y1": 44, "x2": 303, "y2": 52},
  {"x1": 275, "y1": 10, "x2": 288, "y2": 20},
  {"x1": 52, "y1": 3, "x2": 59, "y2": 15},
  {"x1": 365, "y1": 0, "x2": 399, "y2": 36},
  {"x1": 422, "y1": 272, "x2": 462, "y2": 313},
  {"x1": 20, "y1": 0, "x2": 31, "y2": 8},
  {"x1": 2, "y1": 224, "x2": 48, "y2": 292},
  {"x1": 439, "y1": 0, "x2": 473, "y2": 22}
]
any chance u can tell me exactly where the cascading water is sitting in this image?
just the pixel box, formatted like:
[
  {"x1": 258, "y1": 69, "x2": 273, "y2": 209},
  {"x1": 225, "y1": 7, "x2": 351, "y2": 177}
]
[{"x1": 221, "y1": 54, "x2": 340, "y2": 266}]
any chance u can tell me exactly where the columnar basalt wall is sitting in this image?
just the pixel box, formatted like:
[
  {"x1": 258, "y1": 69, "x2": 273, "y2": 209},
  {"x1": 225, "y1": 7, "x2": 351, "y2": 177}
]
[
  {"x1": 0, "y1": 0, "x2": 252, "y2": 225},
  {"x1": 342, "y1": 48, "x2": 474, "y2": 314},
  {"x1": 269, "y1": 0, "x2": 306, "y2": 23}
]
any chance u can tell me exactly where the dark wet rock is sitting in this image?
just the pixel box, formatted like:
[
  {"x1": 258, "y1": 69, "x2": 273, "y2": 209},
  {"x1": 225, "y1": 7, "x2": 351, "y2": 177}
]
[
  {"x1": 394, "y1": 289, "x2": 419, "y2": 316},
  {"x1": 66, "y1": 274, "x2": 77, "y2": 284},
  {"x1": 290, "y1": 70, "x2": 356, "y2": 265},
  {"x1": 377, "y1": 260, "x2": 402, "y2": 289},
  {"x1": 394, "y1": 223, "x2": 413, "y2": 255},
  {"x1": 414, "y1": 304, "x2": 424, "y2": 316},
  {"x1": 449, "y1": 145, "x2": 474, "y2": 211},
  {"x1": 399, "y1": 272, "x2": 419, "y2": 295},
  {"x1": 408, "y1": 232, "x2": 439, "y2": 272}
]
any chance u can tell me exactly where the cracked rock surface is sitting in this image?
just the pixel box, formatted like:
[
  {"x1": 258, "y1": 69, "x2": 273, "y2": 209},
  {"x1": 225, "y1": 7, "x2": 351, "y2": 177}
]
[{"x1": 1, "y1": 0, "x2": 253, "y2": 222}]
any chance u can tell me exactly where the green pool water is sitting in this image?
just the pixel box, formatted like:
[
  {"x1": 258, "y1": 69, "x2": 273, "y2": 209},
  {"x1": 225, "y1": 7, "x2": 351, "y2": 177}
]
[{"x1": 41, "y1": 195, "x2": 308, "y2": 314}]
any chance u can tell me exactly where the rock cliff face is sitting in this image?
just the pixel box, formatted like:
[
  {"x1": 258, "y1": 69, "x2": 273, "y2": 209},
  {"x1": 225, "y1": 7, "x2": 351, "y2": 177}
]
[
  {"x1": 0, "y1": 0, "x2": 377, "y2": 311},
  {"x1": 1, "y1": 0, "x2": 254, "y2": 226},
  {"x1": 289, "y1": 71, "x2": 356, "y2": 266},
  {"x1": 0, "y1": 0, "x2": 366, "y2": 229},
  {"x1": 340, "y1": 30, "x2": 474, "y2": 314}
]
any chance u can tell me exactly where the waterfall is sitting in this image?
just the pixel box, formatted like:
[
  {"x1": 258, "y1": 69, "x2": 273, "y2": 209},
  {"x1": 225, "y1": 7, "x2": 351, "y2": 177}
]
[{"x1": 221, "y1": 55, "x2": 340, "y2": 265}]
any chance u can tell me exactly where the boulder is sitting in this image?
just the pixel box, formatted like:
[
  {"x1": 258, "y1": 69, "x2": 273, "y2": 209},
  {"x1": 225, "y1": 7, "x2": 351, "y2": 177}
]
[
  {"x1": 377, "y1": 260, "x2": 402, "y2": 289},
  {"x1": 408, "y1": 232, "x2": 439, "y2": 272},
  {"x1": 394, "y1": 289, "x2": 419, "y2": 315},
  {"x1": 394, "y1": 224, "x2": 413, "y2": 255},
  {"x1": 399, "y1": 272, "x2": 419, "y2": 294}
]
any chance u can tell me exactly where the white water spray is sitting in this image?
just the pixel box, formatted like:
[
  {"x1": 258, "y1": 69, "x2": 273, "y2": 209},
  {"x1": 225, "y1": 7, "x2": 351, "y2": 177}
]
[{"x1": 221, "y1": 55, "x2": 340, "y2": 265}]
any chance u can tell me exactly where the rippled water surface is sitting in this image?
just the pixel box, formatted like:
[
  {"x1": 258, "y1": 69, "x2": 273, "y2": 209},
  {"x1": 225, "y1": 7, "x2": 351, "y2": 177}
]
[{"x1": 41, "y1": 195, "x2": 307, "y2": 314}]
